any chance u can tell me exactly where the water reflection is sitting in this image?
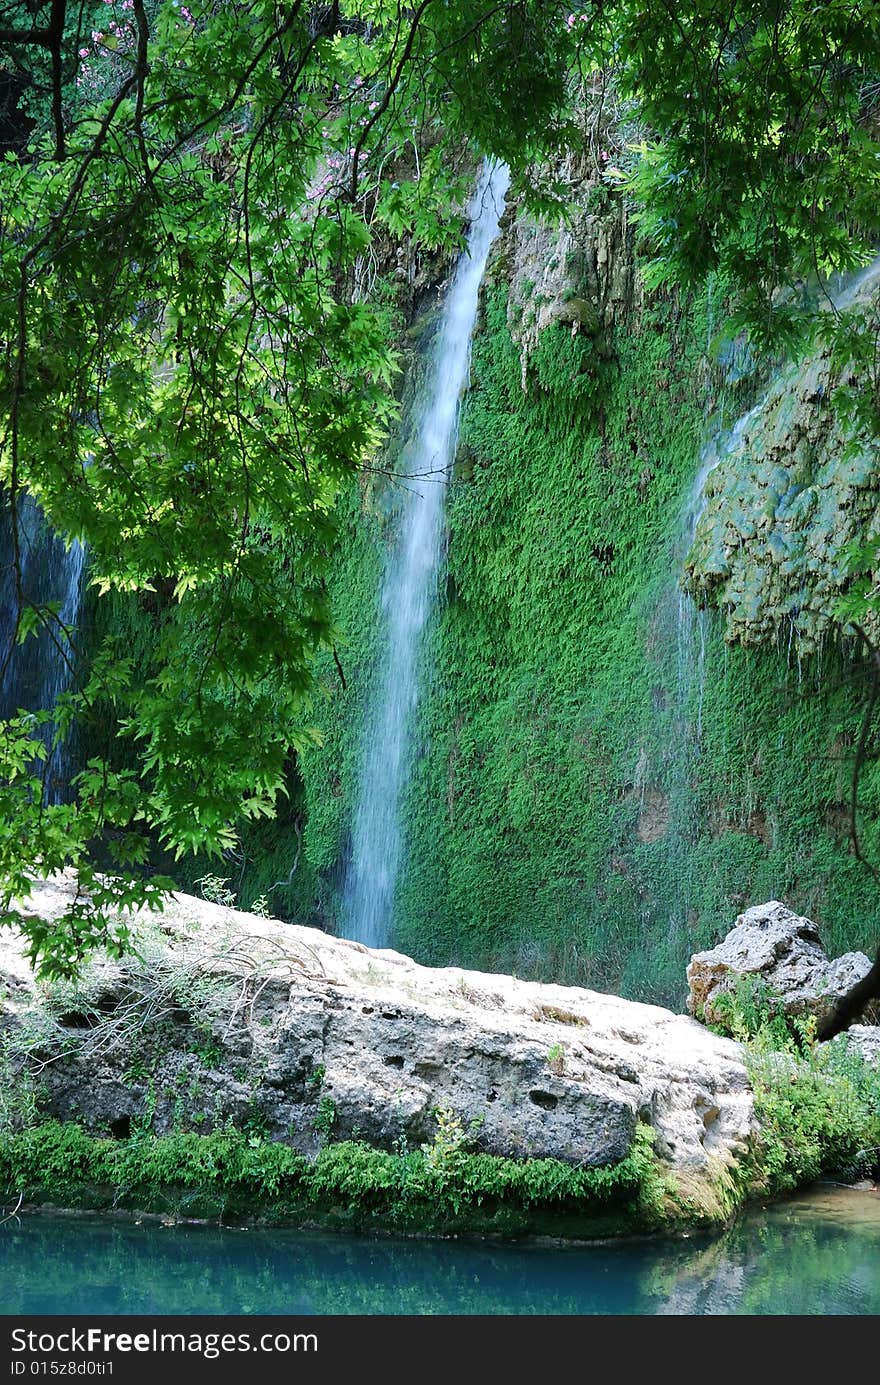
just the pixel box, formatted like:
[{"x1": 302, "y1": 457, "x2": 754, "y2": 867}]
[{"x1": 1, "y1": 1188, "x2": 878, "y2": 1315}]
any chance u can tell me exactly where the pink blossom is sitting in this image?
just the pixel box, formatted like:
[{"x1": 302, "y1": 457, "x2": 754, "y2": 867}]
[{"x1": 79, "y1": 46, "x2": 90, "y2": 57}]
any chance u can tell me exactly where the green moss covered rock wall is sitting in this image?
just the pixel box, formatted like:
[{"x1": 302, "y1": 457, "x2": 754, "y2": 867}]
[
  {"x1": 296, "y1": 220, "x2": 880, "y2": 1008},
  {"x1": 685, "y1": 261, "x2": 880, "y2": 655}
]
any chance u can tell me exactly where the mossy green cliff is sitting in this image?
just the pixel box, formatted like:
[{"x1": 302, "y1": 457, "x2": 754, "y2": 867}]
[
  {"x1": 291, "y1": 200, "x2": 880, "y2": 1006},
  {"x1": 73, "y1": 188, "x2": 880, "y2": 1009}
]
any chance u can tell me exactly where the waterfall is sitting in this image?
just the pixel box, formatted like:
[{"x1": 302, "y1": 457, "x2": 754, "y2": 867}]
[
  {"x1": 676, "y1": 396, "x2": 768, "y2": 726},
  {"x1": 343, "y1": 159, "x2": 510, "y2": 948},
  {"x1": 0, "y1": 495, "x2": 85, "y2": 803},
  {"x1": 662, "y1": 256, "x2": 880, "y2": 939},
  {"x1": 640, "y1": 387, "x2": 768, "y2": 973}
]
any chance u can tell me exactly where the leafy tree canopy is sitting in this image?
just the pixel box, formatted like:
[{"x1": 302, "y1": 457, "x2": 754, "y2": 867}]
[
  {"x1": 1, "y1": 0, "x2": 879, "y2": 976},
  {"x1": 0, "y1": 0, "x2": 583, "y2": 973},
  {"x1": 587, "y1": 3, "x2": 880, "y2": 347}
]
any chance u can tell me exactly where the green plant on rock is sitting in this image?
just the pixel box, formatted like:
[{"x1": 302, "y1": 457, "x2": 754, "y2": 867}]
[
  {"x1": 121, "y1": 1057, "x2": 149, "y2": 1088},
  {"x1": 0, "y1": 1113, "x2": 696, "y2": 1237},
  {"x1": 190, "y1": 1036, "x2": 224, "y2": 1070},
  {"x1": 708, "y1": 976, "x2": 808, "y2": 1052},
  {"x1": 421, "y1": 1105, "x2": 487, "y2": 1183},
  {"x1": 716, "y1": 986, "x2": 880, "y2": 1196},
  {"x1": 130, "y1": 1080, "x2": 157, "y2": 1142},
  {"x1": 0, "y1": 1038, "x2": 39, "y2": 1135},
  {"x1": 313, "y1": 1097, "x2": 338, "y2": 1144},
  {"x1": 531, "y1": 323, "x2": 602, "y2": 408},
  {"x1": 547, "y1": 1042, "x2": 565, "y2": 1075},
  {"x1": 242, "y1": 1102, "x2": 271, "y2": 1144},
  {"x1": 194, "y1": 876, "x2": 237, "y2": 909},
  {"x1": 306, "y1": 1064, "x2": 326, "y2": 1096},
  {"x1": 748, "y1": 1037, "x2": 880, "y2": 1195}
]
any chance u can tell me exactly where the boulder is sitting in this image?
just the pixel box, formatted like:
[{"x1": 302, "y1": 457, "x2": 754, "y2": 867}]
[
  {"x1": 687, "y1": 900, "x2": 879, "y2": 1028},
  {"x1": 0, "y1": 874, "x2": 754, "y2": 1192}
]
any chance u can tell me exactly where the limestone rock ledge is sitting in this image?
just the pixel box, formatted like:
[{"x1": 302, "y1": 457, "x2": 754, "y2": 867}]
[{"x1": 0, "y1": 875, "x2": 753, "y2": 1189}]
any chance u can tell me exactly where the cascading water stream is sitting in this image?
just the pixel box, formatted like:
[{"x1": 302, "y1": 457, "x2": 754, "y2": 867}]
[
  {"x1": 651, "y1": 387, "x2": 776, "y2": 975},
  {"x1": 677, "y1": 396, "x2": 767, "y2": 733},
  {"x1": 677, "y1": 252, "x2": 880, "y2": 718},
  {"x1": 0, "y1": 495, "x2": 85, "y2": 802},
  {"x1": 661, "y1": 258, "x2": 880, "y2": 958},
  {"x1": 342, "y1": 160, "x2": 510, "y2": 948}
]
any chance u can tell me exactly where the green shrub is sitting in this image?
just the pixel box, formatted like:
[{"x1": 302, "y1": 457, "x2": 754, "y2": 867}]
[
  {"x1": 748, "y1": 1035, "x2": 880, "y2": 1195},
  {"x1": 0, "y1": 1117, "x2": 671, "y2": 1237},
  {"x1": 708, "y1": 975, "x2": 809, "y2": 1051},
  {"x1": 711, "y1": 984, "x2": 880, "y2": 1197}
]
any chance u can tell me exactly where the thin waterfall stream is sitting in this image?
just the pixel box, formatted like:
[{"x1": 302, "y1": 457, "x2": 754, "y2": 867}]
[
  {"x1": 674, "y1": 253, "x2": 880, "y2": 736},
  {"x1": 677, "y1": 396, "x2": 768, "y2": 730},
  {"x1": 650, "y1": 393, "x2": 771, "y2": 981},
  {"x1": 342, "y1": 160, "x2": 510, "y2": 948},
  {"x1": 655, "y1": 259, "x2": 880, "y2": 976}
]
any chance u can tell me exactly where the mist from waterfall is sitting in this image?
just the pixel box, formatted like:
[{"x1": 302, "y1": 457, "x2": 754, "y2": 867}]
[{"x1": 342, "y1": 160, "x2": 510, "y2": 948}]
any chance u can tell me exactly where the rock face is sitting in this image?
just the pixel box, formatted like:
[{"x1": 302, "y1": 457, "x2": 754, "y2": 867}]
[
  {"x1": 845, "y1": 1025, "x2": 880, "y2": 1066},
  {"x1": 687, "y1": 900, "x2": 880, "y2": 1028},
  {"x1": 684, "y1": 259, "x2": 880, "y2": 654},
  {"x1": 0, "y1": 875, "x2": 753, "y2": 1189}
]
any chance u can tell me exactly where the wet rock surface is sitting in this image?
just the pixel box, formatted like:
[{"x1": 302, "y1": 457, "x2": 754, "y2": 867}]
[{"x1": 684, "y1": 261, "x2": 880, "y2": 652}]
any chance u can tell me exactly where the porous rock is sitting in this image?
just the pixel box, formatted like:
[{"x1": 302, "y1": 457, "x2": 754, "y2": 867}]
[
  {"x1": 844, "y1": 1025, "x2": 880, "y2": 1066},
  {"x1": 0, "y1": 874, "x2": 753, "y2": 1189}
]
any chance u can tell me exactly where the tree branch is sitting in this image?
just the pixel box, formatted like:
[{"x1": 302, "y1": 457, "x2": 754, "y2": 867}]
[{"x1": 48, "y1": 0, "x2": 66, "y2": 159}]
